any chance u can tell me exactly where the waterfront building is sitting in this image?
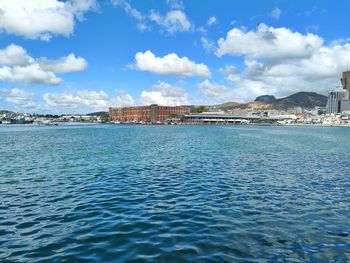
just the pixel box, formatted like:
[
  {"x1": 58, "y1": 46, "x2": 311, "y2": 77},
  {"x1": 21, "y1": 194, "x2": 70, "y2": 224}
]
[
  {"x1": 293, "y1": 107, "x2": 303, "y2": 114},
  {"x1": 340, "y1": 100, "x2": 350, "y2": 113},
  {"x1": 182, "y1": 112, "x2": 296, "y2": 124},
  {"x1": 109, "y1": 104, "x2": 190, "y2": 124},
  {"x1": 326, "y1": 70, "x2": 350, "y2": 114},
  {"x1": 341, "y1": 71, "x2": 350, "y2": 95},
  {"x1": 326, "y1": 87, "x2": 349, "y2": 114}
]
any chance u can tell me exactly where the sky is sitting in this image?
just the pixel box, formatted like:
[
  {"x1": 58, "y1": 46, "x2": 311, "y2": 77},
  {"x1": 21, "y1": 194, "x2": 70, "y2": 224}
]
[{"x1": 0, "y1": 0, "x2": 350, "y2": 113}]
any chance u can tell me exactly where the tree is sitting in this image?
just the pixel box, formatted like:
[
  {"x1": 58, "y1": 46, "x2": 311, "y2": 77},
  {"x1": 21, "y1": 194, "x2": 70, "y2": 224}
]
[
  {"x1": 100, "y1": 114, "x2": 110, "y2": 123},
  {"x1": 190, "y1": 106, "x2": 208, "y2": 114}
]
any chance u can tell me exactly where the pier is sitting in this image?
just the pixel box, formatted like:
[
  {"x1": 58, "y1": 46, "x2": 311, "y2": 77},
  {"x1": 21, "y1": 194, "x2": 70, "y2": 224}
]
[{"x1": 181, "y1": 113, "x2": 297, "y2": 124}]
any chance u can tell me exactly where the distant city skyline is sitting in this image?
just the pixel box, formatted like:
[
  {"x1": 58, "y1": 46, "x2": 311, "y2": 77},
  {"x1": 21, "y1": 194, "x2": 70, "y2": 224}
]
[{"x1": 0, "y1": 0, "x2": 350, "y2": 113}]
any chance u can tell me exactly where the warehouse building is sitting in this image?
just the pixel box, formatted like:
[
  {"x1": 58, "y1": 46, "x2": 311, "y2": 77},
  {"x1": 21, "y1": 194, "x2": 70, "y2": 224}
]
[{"x1": 109, "y1": 104, "x2": 190, "y2": 124}]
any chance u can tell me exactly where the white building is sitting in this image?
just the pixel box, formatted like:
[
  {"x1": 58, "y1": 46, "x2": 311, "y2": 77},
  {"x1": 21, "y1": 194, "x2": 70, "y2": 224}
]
[{"x1": 326, "y1": 86, "x2": 350, "y2": 114}]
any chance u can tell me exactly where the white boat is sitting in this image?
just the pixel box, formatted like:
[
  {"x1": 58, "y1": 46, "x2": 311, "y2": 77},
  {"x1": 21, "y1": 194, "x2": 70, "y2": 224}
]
[{"x1": 36, "y1": 120, "x2": 58, "y2": 126}]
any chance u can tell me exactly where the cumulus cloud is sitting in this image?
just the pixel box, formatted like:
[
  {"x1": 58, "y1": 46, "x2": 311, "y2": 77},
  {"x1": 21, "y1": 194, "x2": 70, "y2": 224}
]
[
  {"x1": 197, "y1": 79, "x2": 233, "y2": 102},
  {"x1": 133, "y1": 50, "x2": 211, "y2": 78},
  {"x1": 140, "y1": 81, "x2": 189, "y2": 106},
  {"x1": 43, "y1": 90, "x2": 110, "y2": 111},
  {"x1": 216, "y1": 23, "x2": 323, "y2": 60},
  {"x1": 0, "y1": 44, "x2": 87, "y2": 85},
  {"x1": 0, "y1": 88, "x2": 37, "y2": 109},
  {"x1": 0, "y1": 64, "x2": 62, "y2": 85},
  {"x1": 112, "y1": 0, "x2": 192, "y2": 34},
  {"x1": 207, "y1": 16, "x2": 217, "y2": 26},
  {"x1": 0, "y1": 44, "x2": 34, "y2": 66},
  {"x1": 197, "y1": 79, "x2": 275, "y2": 103},
  {"x1": 242, "y1": 43, "x2": 350, "y2": 97},
  {"x1": 0, "y1": 0, "x2": 97, "y2": 41},
  {"x1": 0, "y1": 87, "x2": 135, "y2": 112},
  {"x1": 149, "y1": 9, "x2": 191, "y2": 34},
  {"x1": 206, "y1": 23, "x2": 349, "y2": 102},
  {"x1": 219, "y1": 65, "x2": 241, "y2": 83},
  {"x1": 39, "y1": 54, "x2": 87, "y2": 73},
  {"x1": 203, "y1": 25, "x2": 350, "y2": 103},
  {"x1": 111, "y1": 90, "x2": 135, "y2": 107},
  {"x1": 42, "y1": 89, "x2": 135, "y2": 112},
  {"x1": 270, "y1": 7, "x2": 282, "y2": 20}
]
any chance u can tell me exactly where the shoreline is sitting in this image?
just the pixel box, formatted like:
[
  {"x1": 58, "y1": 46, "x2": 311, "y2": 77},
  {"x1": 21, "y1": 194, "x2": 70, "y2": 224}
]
[{"x1": 1, "y1": 122, "x2": 350, "y2": 128}]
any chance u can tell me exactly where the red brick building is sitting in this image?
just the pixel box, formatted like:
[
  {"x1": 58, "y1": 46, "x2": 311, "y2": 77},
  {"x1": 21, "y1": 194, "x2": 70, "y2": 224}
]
[{"x1": 109, "y1": 104, "x2": 190, "y2": 124}]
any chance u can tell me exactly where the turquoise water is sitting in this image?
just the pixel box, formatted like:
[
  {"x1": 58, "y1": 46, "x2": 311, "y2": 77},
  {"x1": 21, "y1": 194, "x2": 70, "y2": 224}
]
[{"x1": 0, "y1": 124, "x2": 349, "y2": 262}]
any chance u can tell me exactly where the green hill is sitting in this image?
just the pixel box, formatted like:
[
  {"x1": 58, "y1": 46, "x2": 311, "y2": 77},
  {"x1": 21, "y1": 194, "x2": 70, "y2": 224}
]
[{"x1": 214, "y1": 102, "x2": 240, "y2": 109}]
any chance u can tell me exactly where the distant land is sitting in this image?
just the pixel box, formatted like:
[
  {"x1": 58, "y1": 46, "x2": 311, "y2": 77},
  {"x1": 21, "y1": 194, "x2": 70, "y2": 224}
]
[
  {"x1": 213, "y1": 92, "x2": 327, "y2": 111},
  {"x1": 254, "y1": 95, "x2": 276, "y2": 103},
  {"x1": 87, "y1": 111, "x2": 108, "y2": 116},
  {"x1": 0, "y1": 110, "x2": 15, "y2": 114}
]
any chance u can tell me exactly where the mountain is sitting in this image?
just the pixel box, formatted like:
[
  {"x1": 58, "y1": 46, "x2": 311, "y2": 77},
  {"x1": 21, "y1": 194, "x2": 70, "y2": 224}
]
[
  {"x1": 231, "y1": 92, "x2": 327, "y2": 110},
  {"x1": 0, "y1": 110, "x2": 15, "y2": 115},
  {"x1": 255, "y1": 95, "x2": 276, "y2": 103},
  {"x1": 270, "y1": 92, "x2": 327, "y2": 110},
  {"x1": 87, "y1": 111, "x2": 108, "y2": 116}
]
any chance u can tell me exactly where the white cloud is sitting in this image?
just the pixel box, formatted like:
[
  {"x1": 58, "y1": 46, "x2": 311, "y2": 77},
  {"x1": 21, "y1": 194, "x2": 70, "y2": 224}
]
[
  {"x1": 0, "y1": 44, "x2": 87, "y2": 85},
  {"x1": 198, "y1": 79, "x2": 232, "y2": 102},
  {"x1": 242, "y1": 43, "x2": 350, "y2": 98},
  {"x1": 0, "y1": 88, "x2": 37, "y2": 109},
  {"x1": 111, "y1": 90, "x2": 134, "y2": 107},
  {"x1": 43, "y1": 90, "x2": 110, "y2": 111},
  {"x1": 166, "y1": 0, "x2": 184, "y2": 10},
  {"x1": 207, "y1": 16, "x2": 217, "y2": 26},
  {"x1": 149, "y1": 9, "x2": 191, "y2": 34},
  {"x1": 42, "y1": 89, "x2": 135, "y2": 112},
  {"x1": 306, "y1": 24, "x2": 320, "y2": 32},
  {"x1": 112, "y1": 0, "x2": 191, "y2": 34},
  {"x1": 0, "y1": 0, "x2": 97, "y2": 41},
  {"x1": 0, "y1": 88, "x2": 134, "y2": 112},
  {"x1": 39, "y1": 54, "x2": 87, "y2": 73},
  {"x1": 212, "y1": 24, "x2": 350, "y2": 102},
  {"x1": 201, "y1": 37, "x2": 215, "y2": 54},
  {"x1": 197, "y1": 79, "x2": 272, "y2": 103},
  {"x1": 0, "y1": 44, "x2": 34, "y2": 66},
  {"x1": 111, "y1": 0, "x2": 144, "y2": 21},
  {"x1": 136, "y1": 23, "x2": 149, "y2": 32},
  {"x1": 197, "y1": 26, "x2": 207, "y2": 33},
  {"x1": 111, "y1": 0, "x2": 151, "y2": 31},
  {"x1": 140, "y1": 81, "x2": 189, "y2": 106},
  {"x1": 199, "y1": 41, "x2": 350, "y2": 103},
  {"x1": 219, "y1": 65, "x2": 241, "y2": 83},
  {"x1": 216, "y1": 23, "x2": 323, "y2": 60},
  {"x1": 270, "y1": 7, "x2": 282, "y2": 20},
  {"x1": 0, "y1": 64, "x2": 62, "y2": 85},
  {"x1": 133, "y1": 50, "x2": 211, "y2": 78}
]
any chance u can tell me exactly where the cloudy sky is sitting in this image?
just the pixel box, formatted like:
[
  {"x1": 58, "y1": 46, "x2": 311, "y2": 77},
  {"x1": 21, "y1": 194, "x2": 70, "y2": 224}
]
[{"x1": 0, "y1": 0, "x2": 350, "y2": 113}]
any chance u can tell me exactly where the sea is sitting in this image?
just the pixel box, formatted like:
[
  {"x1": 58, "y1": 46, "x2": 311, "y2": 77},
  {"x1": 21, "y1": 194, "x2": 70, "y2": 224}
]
[{"x1": 0, "y1": 124, "x2": 349, "y2": 262}]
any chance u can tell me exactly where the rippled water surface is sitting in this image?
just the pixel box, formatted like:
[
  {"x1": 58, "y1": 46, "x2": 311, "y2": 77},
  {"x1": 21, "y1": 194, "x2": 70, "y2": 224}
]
[{"x1": 1, "y1": 124, "x2": 350, "y2": 262}]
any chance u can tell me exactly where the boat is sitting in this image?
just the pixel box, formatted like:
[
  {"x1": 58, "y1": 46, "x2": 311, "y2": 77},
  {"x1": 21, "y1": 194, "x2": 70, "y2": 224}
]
[{"x1": 36, "y1": 120, "x2": 58, "y2": 126}]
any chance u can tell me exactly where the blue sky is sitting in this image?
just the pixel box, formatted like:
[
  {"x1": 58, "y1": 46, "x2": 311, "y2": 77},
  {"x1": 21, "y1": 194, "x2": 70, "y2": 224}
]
[{"x1": 0, "y1": 0, "x2": 350, "y2": 113}]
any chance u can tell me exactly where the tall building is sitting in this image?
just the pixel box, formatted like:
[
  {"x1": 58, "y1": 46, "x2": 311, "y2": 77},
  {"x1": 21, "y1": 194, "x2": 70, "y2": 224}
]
[
  {"x1": 341, "y1": 71, "x2": 350, "y2": 95},
  {"x1": 326, "y1": 87, "x2": 349, "y2": 114},
  {"x1": 109, "y1": 104, "x2": 190, "y2": 124},
  {"x1": 327, "y1": 71, "x2": 350, "y2": 114}
]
